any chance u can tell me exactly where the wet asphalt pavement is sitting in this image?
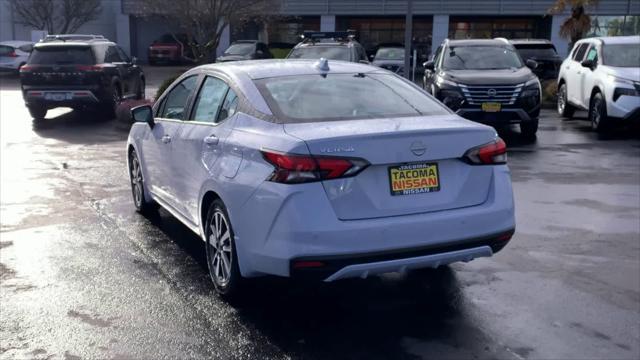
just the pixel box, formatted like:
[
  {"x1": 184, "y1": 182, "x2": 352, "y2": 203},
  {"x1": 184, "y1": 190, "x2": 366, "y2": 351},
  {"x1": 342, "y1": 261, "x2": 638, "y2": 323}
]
[{"x1": 1, "y1": 69, "x2": 639, "y2": 360}]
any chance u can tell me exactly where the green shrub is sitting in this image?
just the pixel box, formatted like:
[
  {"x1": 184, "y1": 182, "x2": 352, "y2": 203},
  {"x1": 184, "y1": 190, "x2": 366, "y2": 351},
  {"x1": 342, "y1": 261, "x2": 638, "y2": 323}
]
[{"x1": 155, "y1": 72, "x2": 184, "y2": 100}]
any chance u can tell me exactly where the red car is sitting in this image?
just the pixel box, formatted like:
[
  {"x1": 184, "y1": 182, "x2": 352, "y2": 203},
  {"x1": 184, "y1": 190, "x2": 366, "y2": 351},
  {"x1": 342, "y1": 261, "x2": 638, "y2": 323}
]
[{"x1": 148, "y1": 34, "x2": 195, "y2": 65}]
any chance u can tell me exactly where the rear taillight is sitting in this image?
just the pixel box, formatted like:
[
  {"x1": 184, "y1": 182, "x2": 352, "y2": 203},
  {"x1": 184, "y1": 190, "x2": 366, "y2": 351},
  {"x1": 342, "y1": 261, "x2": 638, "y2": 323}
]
[
  {"x1": 7, "y1": 51, "x2": 17, "y2": 58},
  {"x1": 463, "y1": 138, "x2": 507, "y2": 165},
  {"x1": 261, "y1": 150, "x2": 369, "y2": 184},
  {"x1": 19, "y1": 64, "x2": 35, "y2": 72}
]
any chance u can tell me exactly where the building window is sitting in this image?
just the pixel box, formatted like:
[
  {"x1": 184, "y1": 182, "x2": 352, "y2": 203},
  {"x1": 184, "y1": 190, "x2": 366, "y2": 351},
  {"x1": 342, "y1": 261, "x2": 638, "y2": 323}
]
[
  {"x1": 449, "y1": 16, "x2": 551, "y2": 40},
  {"x1": 336, "y1": 16, "x2": 433, "y2": 57},
  {"x1": 588, "y1": 16, "x2": 640, "y2": 37}
]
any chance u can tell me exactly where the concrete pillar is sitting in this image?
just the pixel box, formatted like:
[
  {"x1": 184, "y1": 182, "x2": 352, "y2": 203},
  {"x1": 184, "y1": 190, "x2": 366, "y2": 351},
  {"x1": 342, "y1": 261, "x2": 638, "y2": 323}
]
[
  {"x1": 431, "y1": 15, "x2": 449, "y2": 56},
  {"x1": 115, "y1": 13, "x2": 131, "y2": 56},
  {"x1": 320, "y1": 15, "x2": 336, "y2": 32},
  {"x1": 551, "y1": 15, "x2": 571, "y2": 57}
]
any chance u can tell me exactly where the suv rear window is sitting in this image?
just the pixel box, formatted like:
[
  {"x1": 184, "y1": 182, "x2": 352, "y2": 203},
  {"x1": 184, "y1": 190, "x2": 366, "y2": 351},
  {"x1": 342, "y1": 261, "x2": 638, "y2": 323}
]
[
  {"x1": 514, "y1": 44, "x2": 558, "y2": 59},
  {"x1": 29, "y1": 46, "x2": 94, "y2": 65},
  {"x1": 288, "y1": 46, "x2": 351, "y2": 61},
  {"x1": 256, "y1": 73, "x2": 449, "y2": 123}
]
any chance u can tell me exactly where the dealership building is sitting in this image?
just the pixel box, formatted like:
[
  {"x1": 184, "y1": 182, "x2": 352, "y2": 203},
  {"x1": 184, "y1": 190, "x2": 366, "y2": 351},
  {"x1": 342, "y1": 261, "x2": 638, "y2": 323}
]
[{"x1": 1, "y1": 0, "x2": 638, "y2": 61}]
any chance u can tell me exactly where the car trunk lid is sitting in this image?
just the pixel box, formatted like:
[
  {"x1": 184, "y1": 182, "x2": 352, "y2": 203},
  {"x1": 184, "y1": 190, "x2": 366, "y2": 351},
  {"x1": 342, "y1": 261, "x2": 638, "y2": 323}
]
[{"x1": 284, "y1": 115, "x2": 498, "y2": 220}]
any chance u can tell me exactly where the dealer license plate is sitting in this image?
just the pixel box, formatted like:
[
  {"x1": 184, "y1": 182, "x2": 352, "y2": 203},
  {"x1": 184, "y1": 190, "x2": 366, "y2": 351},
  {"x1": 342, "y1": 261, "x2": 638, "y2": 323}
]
[
  {"x1": 388, "y1": 163, "x2": 440, "y2": 196},
  {"x1": 482, "y1": 102, "x2": 501, "y2": 112}
]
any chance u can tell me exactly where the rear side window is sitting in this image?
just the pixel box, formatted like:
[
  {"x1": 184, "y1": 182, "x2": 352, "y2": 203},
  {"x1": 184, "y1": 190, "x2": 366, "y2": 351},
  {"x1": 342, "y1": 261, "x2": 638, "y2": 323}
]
[
  {"x1": 256, "y1": 73, "x2": 449, "y2": 123},
  {"x1": 585, "y1": 46, "x2": 598, "y2": 62},
  {"x1": 159, "y1": 76, "x2": 198, "y2": 120},
  {"x1": 28, "y1": 46, "x2": 94, "y2": 65},
  {"x1": 572, "y1": 43, "x2": 589, "y2": 61},
  {"x1": 0, "y1": 45, "x2": 14, "y2": 56},
  {"x1": 192, "y1": 76, "x2": 229, "y2": 123}
]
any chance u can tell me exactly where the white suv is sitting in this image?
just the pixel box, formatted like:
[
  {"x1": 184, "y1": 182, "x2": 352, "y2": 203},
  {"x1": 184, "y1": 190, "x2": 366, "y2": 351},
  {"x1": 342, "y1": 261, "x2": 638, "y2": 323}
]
[{"x1": 557, "y1": 36, "x2": 640, "y2": 132}]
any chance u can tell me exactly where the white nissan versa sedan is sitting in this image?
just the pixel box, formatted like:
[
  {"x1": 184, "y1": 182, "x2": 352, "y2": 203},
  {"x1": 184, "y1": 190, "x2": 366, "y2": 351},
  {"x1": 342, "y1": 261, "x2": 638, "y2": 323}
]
[{"x1": 127, "y1": 59, "x2": 515, "y2": 300}]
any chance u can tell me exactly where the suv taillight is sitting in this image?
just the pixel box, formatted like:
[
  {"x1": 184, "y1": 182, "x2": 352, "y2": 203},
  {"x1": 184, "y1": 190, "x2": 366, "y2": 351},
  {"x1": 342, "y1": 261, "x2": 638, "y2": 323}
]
[
  {"x1": 463, "y1": 138, "x2": 507, "y2": 165},
  {"x1": 261, "y1": 150, "x2": 369, "y2": 184}
]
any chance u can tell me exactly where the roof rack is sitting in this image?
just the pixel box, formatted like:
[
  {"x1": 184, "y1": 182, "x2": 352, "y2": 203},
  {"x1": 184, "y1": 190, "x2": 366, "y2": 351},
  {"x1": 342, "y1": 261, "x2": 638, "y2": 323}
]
[
  {"x1": 300, "y1": 30, "x2": 356, "y2": 43},
  {"x1": 41, "y1": 34, "x2": 108, "y2": 43}
]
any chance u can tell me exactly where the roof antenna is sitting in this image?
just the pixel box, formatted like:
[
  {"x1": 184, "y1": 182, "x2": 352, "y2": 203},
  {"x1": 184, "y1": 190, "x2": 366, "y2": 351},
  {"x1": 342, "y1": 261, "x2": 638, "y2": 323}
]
[{"x1": 315, "y1": 58, "x2": 330, "y2": 72}]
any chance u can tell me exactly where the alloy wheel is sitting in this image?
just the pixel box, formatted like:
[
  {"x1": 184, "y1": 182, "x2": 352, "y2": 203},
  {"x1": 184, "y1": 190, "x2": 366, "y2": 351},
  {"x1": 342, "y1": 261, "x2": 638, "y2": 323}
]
[
  {"x1": 130, "y1": 153, "x2": 143, "y2": 207},
  {"x1": 591, "y1": 97, "x2": 602, "y2": 129},
  {"x1": 557, "y1": 86, "x2": 566, "y2": 114},
  {"x1": 208, "y1": 210, "x2": 233, "y2": 286}
]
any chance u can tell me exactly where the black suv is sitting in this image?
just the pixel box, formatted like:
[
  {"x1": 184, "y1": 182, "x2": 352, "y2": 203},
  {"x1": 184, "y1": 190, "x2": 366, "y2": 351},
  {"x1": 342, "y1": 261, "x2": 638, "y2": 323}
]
[
  {"x1": 20, "y1": 37, "x2": 145, "y2": 119},
  {"x1": 423, "y1": 39, "x2": 541, "y2": 136},
  {"x1": 216, "y1": 40, "x2": 273, "y2": 62},
  {"x1": 287, "y1": 31, "x2": 369, "y2": 63},
  {"x1": 510, "y1": 39, "x2": 563, "y2": 80}
]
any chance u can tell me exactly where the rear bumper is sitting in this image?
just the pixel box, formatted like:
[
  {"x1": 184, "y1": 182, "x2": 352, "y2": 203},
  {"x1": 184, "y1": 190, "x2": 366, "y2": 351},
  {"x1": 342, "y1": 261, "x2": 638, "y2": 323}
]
[
  {"x1": 291, "y1": 229, "x2": 513, "y2": 281},
  {"x1": 21, "y1": 86, "x2": 106, "y2": 108},
  {"x1": 233, "y1": 165, "x2": 515, "y2": 279}
]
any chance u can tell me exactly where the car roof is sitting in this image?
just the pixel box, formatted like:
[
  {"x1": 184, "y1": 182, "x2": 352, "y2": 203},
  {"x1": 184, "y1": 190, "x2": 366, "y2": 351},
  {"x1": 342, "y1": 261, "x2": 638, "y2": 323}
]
[
  {"x1": 509, "y1": 39, "x2": 553, "y2": 45},
  {"x1": 194, "y1": 59, "x2": 380, "y2": 80},
  {"x1": 34, "y1": 40, "x2": 113, "y2": 48},
  {"x1": 447, "y1": 39, "x2": 513, "y2": 47},
  {"x1": 577, "y1": 35, "x2": 640, "y2": 45},
  {"x1": 0, "y1": 40, "x2": 33, "y2": 47}
]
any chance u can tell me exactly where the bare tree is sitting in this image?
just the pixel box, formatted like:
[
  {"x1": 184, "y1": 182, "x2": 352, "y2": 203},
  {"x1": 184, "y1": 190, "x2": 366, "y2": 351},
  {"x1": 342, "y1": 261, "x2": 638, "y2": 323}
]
[
  {"x1": 138, "y1": 0, "x2": 281, "y2": 63},
  {"x1": 548, "y1": 0, "x2": 598, "y2": 49},
  {"x1": 9, "y1": 0, "x2": 102, "y2": 35}
]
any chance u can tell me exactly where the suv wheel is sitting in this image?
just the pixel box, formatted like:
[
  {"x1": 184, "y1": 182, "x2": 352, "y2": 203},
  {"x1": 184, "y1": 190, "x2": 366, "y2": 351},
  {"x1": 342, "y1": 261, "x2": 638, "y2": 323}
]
[
  {"x1": 205, "y1": 199, "x2": 244, "y2": 300},
  {"x1": 136, "y1": 78, "x2": 145, "y2": 100},
  {"x1": 520, "y1": 118, "x2": 539, "y2": 138},
  {"x1": 28, "y1": 106, "x2": 47, "y2": 120},
  {"x1": 557, "y1": 83, "x2": 575, "y2": 118},
  {"x1": 590, "y1": 92, "x2": 610, "y2": 133},
  {"x1": 102, "y1": 85, "x2": 121, "y2": 119}
]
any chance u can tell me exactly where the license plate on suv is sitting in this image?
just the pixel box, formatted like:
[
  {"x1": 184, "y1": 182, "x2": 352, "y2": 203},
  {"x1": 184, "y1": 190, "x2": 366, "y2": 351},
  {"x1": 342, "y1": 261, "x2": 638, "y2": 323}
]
[
  {"x1": 482, "y1": 102, "x2": 501, "y2": 112},
  {"x1": 44, "y1": 92, "x2": 71, "y2": 101},
  {"x1": 388, "y1": 163, "x2": 440, "y2": 196}
]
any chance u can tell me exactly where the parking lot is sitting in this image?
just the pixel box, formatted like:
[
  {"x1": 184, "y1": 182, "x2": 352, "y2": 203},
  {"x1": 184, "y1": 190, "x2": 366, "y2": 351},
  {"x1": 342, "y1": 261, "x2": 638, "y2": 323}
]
[{"x1": 1, "y1": 67, "x2": 639, "y2": 359}]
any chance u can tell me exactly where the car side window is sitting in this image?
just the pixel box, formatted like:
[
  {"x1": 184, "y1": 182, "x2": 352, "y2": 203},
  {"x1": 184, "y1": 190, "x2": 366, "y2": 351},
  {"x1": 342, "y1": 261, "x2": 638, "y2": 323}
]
[
  {"x1": 217, "y1": 89, "x2": 239, "y2": 123},
  {"x1": 585, "y1": 46, "x2": 598, "y2": 63},
  {"x1": 116, "y1": 46, "x2": 130, "y2": 63},
  {"x1": 572, "y1": 43, "x2": 589, "y2": 62},
  {"x1": 105, "y1": 46, "x2": 123, "y2": 63},
  {"x1": 192, "y1": 76, "x2": 229, "y2": 123},
  {"x1": 160, "y1": 76, "x2": 199, "y2": 120}
]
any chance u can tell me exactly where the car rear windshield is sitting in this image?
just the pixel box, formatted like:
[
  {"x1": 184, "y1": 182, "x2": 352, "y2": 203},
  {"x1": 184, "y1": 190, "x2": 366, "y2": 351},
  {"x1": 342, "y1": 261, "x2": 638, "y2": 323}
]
[
  {"x1": 288, "y1": 46, "x2": 351, "y2": 61},
  {"x1": 224, "y1": 43, "x2": 255, "y2": 56},
  {"x1": 375, "y1": 48, "x2": 405, "y2": 60},
  {"x1": 444, "y1": 46, "x2": 523, "y2": 70},
  {"x1": 255, "y1": 73, "x2": 449, "y2": 123},
  {"x1": 514, "y1": 44, "x2": 558, "y2": 59},
  {"x1": 602, "y1": 44, "x2": 640, "y2": 67},
  {"x1": 28, "y1": 46, "x2": 94, "y2": 65}
]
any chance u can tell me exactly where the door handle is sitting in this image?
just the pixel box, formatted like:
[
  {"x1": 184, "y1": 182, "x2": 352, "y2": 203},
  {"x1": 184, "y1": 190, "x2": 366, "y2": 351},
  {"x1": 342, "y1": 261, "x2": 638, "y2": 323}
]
[
  {"x1": 161, "y1": 135, "x2": 171, "y2": 144},
  {"x1": 204, "y1": 135, "x2": 219, "y2": 146}
]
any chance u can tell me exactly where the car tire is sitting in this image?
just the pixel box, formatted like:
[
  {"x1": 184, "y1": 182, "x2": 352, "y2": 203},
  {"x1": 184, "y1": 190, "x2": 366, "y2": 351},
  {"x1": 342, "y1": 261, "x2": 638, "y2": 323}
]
[
  {"x1": 557, "y1": 83, "x2": 575, "y2": 119},
  {"x1": 136, "y1": 78, "x2": 145, "y2": 100},
  {"x1": 205, "y1": 199, "x2": 244, "y2": 301},
  {"x1": 101, "y1": 83, "x2": 121, "y2": 119},
  {"x1": 129, "y1": 149, "x2": 158, "y2": 215},
  {"x1": 520, "y1": 118, "x2": 539, "y2": 138},
  {"x1": 27, "y1": 106, "x2": 47, "y2": 120},
  {"x1": 590, "y1": 92, "x2": 610, "y2": 133}
]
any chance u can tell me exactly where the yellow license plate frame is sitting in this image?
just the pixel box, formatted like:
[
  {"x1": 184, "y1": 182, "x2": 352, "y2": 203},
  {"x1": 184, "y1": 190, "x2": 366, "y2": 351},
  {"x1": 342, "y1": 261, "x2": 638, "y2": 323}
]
[
  {"x1": 482, "y1": 102, "x2": 502, "y2": 112},
  {"x1": 388, "y1": 163, "x2": 440, "y2": 196}
]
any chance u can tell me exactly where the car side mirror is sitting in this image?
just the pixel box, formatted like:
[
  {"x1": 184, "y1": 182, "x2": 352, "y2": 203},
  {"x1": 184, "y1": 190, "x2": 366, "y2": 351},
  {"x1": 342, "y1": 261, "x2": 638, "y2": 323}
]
[
  {"x1": 423, "y1": 60, "x2": 435, "y2": 71},
  {"x1": 132, "y1": 105, "x2": 154, "y2": 128},
  {"x1": 526, "y1": 59, "x2": 539, "y2": 69},
  {"x1": 581, "y1": 59, "x2": 596, "y2": 70}
]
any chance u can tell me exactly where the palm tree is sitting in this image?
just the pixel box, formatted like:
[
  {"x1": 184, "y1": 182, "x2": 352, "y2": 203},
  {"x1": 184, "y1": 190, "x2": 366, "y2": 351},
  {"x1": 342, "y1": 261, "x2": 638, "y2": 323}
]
[{"x1": 548, "y1": 0, "x2": 598, "y2": 48}]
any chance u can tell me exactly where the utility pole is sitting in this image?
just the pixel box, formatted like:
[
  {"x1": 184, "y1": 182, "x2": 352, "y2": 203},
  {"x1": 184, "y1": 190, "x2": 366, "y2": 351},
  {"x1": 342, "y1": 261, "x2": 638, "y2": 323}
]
[{"x1": 404, "y1": 0, "x2": 413, "y2": 80}]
